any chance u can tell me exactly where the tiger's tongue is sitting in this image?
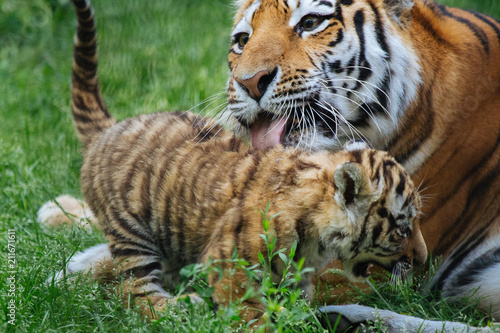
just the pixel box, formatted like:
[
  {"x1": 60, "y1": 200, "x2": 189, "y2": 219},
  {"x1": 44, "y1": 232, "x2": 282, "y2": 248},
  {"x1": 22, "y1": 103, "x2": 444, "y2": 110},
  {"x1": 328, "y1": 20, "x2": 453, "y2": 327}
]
[{"x1": 250, "y1": 116, "x2": 287, "y2": 150}]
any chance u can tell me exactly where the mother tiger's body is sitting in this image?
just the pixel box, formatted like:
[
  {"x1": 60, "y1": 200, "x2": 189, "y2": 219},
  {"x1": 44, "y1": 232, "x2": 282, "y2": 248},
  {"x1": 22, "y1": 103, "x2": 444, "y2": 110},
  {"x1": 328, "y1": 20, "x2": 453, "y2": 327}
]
[{"x1": 227, "y1": 0, "x2": 500, "y2": 321}]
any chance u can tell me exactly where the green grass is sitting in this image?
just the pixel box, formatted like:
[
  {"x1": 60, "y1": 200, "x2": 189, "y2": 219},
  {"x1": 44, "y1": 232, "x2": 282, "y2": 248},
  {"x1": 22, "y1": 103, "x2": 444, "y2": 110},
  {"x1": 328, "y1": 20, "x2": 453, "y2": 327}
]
[{"x1": 0, "y1": 0, "x2": 499, "y2": 331}]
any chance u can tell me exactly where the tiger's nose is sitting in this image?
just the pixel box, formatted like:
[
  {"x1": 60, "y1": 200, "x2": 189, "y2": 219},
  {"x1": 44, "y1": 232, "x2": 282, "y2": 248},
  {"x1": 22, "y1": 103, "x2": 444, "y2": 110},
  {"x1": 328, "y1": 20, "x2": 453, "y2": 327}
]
[{"x1": 235, "y1": 68, "x2": 277, "y2": 101}]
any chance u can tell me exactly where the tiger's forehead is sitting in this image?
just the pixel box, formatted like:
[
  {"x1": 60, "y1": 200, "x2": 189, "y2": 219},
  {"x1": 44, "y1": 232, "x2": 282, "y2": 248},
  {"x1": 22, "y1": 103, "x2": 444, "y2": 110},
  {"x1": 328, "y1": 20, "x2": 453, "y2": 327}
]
[{"x1": 233, "y1": 0, "x2": 339, "y2": 31}]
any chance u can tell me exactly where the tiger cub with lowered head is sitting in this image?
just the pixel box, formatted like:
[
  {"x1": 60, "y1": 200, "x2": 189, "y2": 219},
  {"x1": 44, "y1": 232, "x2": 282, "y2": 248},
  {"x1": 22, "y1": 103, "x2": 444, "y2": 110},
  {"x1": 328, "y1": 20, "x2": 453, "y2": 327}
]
[
  {"x1": 48, "y1": 110, "x2": 427, "y2": 321},
  {"x1": 44, "y1": 0, "x2": 427, "y2": 323}
]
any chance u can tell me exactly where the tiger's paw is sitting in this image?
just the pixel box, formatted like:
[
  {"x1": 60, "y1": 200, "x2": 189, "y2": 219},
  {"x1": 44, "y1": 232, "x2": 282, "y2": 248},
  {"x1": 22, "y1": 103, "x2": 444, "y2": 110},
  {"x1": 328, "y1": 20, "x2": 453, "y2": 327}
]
[
  {"x1": 37, "y1": 195, "x2": 96, "y2": 231},
  {"x1": 317, "y1": 304, "x2": 492, "y2": 333}
]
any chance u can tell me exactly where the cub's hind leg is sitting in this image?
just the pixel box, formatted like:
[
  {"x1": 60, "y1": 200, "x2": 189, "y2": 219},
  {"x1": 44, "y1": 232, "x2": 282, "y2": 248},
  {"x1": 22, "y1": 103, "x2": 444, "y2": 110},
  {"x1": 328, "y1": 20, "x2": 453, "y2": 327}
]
[{"x1": 108, "y1": 239, "x2": 203, "y2": 318}]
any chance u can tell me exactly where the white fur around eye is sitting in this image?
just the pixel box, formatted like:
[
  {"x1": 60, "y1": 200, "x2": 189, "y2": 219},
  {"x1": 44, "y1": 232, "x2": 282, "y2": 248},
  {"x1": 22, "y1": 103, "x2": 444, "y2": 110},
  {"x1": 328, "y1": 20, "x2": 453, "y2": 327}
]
[{"x1": 289, "y1": 0, "x2": 336, "y2": 27}]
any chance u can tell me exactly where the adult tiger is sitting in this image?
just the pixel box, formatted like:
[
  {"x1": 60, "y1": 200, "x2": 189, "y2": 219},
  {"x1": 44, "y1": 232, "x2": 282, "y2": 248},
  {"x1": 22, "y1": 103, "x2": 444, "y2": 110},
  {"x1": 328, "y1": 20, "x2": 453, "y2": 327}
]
[{"x1": 226, "y1": 0, "x2": 500, "y2": 324}]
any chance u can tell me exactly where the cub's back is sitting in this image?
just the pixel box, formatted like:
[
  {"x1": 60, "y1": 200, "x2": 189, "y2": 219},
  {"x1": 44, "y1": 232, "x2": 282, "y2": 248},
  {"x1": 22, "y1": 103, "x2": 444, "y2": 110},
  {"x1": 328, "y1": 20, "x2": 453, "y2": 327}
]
[{"x1": 80, "y1": 112, "x2": 253, "y2": 235}]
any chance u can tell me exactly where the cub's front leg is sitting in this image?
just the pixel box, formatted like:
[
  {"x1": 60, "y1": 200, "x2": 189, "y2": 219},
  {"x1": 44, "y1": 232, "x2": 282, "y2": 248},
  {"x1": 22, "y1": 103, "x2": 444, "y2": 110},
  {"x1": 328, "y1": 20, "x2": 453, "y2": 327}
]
[{"x1": 201, "y1": 246, "x2": 265, "y2": 325}]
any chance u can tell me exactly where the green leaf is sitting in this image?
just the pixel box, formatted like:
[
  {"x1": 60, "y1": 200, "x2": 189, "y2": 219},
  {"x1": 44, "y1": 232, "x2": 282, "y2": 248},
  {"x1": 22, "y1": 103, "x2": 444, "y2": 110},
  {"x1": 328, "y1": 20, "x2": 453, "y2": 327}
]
[
  {"x1": 263, "y1": 218, "x2": 270, "y2": 232},
  {"x1": 268, "y1": 211, "x2": 282, "y2": 220},
  {"x1": 194, "y1": 286, "x2": 214, "y2": 298},
  {"x1": 258, "y1": 251, "x2": 265, "y2": 264},
  {"x1": 278, "y1": 252, "x2": 288, "y2": 266},
  {"x1": 290, "y1": 240, "x2": 297, "y2": 259}
]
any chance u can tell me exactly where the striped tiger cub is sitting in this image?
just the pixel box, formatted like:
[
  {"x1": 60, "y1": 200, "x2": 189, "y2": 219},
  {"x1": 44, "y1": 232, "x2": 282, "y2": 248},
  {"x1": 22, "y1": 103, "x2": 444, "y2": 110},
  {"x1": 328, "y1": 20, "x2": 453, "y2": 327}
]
[{"x1": 43, "y1": 0, "x2": 427, "y2": 323}]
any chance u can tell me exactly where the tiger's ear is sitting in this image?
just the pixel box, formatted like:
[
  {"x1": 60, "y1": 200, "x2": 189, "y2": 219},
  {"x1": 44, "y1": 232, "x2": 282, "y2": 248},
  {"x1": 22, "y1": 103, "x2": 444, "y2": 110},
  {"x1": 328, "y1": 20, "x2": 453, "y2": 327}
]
[
  {"x1": 334, "y1": 162, "x2": 375, "y2": 221},
  {"x1": 382, "y1": 0, "x2": 414, "y2": 25}
]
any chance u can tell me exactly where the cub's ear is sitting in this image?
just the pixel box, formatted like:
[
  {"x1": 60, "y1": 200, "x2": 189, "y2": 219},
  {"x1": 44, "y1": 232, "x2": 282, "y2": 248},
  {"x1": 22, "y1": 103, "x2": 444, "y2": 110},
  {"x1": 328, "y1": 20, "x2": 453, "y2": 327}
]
[
  {"x1": 383, "y1": 0, "x2": 414, "y2": 25},
  {"x1": 334, "y1": 162, "x2": 367, "y2": 208}
]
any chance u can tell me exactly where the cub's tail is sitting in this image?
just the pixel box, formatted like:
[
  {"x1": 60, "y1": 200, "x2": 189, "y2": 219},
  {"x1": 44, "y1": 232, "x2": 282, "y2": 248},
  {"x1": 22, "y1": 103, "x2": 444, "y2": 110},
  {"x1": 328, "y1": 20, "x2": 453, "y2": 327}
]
[{"x1": 71, "y1": 0, "x2": 115, "y2": 147}]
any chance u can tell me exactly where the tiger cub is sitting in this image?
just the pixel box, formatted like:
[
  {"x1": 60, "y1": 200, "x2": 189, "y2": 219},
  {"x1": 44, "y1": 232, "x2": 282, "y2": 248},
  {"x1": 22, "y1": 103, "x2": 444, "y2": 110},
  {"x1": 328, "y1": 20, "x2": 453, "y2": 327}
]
[
  {"x1": 44, "y1": 0, "x2": 427, "y2": 323},
  {"x1": 50, "y1": 111, "x2": 427, "y2": 322}
]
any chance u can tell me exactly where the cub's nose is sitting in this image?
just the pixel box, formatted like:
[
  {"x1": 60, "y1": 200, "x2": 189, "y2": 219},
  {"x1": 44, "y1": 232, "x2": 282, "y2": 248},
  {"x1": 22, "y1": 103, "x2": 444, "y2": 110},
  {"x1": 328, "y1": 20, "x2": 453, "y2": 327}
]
[{"x1": 235, "y1": 68, "x2": 277, "y2": 101}]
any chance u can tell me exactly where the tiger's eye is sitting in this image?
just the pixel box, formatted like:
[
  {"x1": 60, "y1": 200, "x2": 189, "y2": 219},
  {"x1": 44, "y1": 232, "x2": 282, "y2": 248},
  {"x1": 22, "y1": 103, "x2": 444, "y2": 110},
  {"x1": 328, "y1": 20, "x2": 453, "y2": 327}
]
[
  {"x1": 301, "y1": 15, "x2": 322, "y2": 31},
  {"x1": 238, "y1": 33, "x2": 250, "y2": 48}
]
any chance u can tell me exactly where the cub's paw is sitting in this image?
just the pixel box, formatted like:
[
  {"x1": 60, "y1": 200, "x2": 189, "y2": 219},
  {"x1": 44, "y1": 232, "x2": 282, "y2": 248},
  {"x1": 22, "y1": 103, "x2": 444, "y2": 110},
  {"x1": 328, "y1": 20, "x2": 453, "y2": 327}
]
[{"x1": 37, "y1": 195, "x2": 96, "y2": 231}]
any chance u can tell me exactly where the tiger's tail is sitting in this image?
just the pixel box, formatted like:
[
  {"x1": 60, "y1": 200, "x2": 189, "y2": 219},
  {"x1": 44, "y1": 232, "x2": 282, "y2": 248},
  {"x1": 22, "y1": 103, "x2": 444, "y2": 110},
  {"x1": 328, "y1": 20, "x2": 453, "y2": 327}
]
[{"x1": 71, "y1": 0, "x2": 115, "y2": 148}]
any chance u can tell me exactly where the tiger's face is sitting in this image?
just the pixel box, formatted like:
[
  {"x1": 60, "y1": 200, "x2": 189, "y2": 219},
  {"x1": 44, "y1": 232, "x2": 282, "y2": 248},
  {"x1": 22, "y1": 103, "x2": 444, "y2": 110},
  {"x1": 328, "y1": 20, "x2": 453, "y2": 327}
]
[{"x1": 227, "y1": 0, "x2": 421, "y2": 151}]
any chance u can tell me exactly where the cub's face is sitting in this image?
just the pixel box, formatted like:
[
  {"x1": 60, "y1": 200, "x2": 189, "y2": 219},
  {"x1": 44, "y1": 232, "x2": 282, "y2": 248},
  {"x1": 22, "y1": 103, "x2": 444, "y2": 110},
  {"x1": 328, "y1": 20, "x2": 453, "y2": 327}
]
[
  {"x1": 227, "y1": 0, "x2": 421, "y2": 151},
  {"x1": 326, "y1": 149, "x2": 427, "y2": 281},
  {"x1": 342, "y1": 178, "x2": 426, "y2": 282}
]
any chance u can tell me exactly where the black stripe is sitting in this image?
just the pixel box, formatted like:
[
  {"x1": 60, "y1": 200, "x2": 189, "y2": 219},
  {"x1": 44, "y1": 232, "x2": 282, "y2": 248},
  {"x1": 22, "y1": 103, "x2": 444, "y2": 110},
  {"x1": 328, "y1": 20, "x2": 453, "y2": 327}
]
[
  {"x1": 295, "y1": 218, "x2": 307, "y2": 260},
  {"x1": 349, "y1": 149, "x2": 363, "y2": 164},
  {"x1": 352, "y1": 10, "x2": 372, "y2": 93},
  {"x1": 328, "y1": 29, "x2": 344, "y2": 47},
  {"x1": 76, "y1": 7, "x2": 92, "y2": 20},
  {"x1": 72, "y1": 111, "x2": 92, "y2": 123},
  {"x1": 107, "y1": 233, "x2": 159, "y2": 255},
  {"x1": 74, "y1": 53, "x2": 97, "y2": 72},
  {"x1": 371, "y1": 222, "x2": 383, "y2": 245},
  {"x1": 432, "y1": 134, "x2": 500, "y2": 249},
  {"x1": 77, "y1": 17, "x2": 96, "y2": 30},
  {"x1": 377, "y1": 207, "x2": 388, "y2": 218},
  {"x1": 466, "y1": 11, "x2": 500, "y2": 47},
  {"x1": 375, "y1": 72, "x2": 390, "y2": 115},
  {"x1": 415, "y1": 7, "x2": 452, "y2": 46},
  {"x1": 72, "y1": 71, "x2": 97, "y2": 91},
  {"x1": 346, "y1": 56, "x2": 356, "y2": 75},
  {"x1": 449, "y1": 247, "x2": 500, "y2": 292},
  {"x1": 332, "y1": 4, "x2": 344, "y2": 26},
  {"x1": 73, "y1": 0, "x2": 89, "y2": 10},
  {"x1": 437, "y1": 5, "x2": 489, "y2": 53},
  {"x1": 392, "y1": 85, "x2": 435, "y2": 164},
  {"x1": 113, "y1": 248, "x2": 158, "y2": 257},
  {"x1": 74, "y1": 43, "x2": 96, "y2": 57},
  {"x1": 350, "y1": 214, "x2": 369, "y2": 254},
  {"x1": 395, "y1": 170, "x2": 406, "y2": 195},
  {"x1": 76, "y1": 27, "x2": 96, "y2": 44},
  {"x1": 368, "y1": 2, "x2": 390, "y2": 60},
  {"x1": 123, "y1": 262, "x2": 162, "y2": 279},
  {"x1": 431, "y1": 227, "x2": 488, "y2": 292},
  {"x1": 93, "y1": 89, "x2": 110, "y2": 117},
  {"x1": 328, "y1": 60, "x2": 343, "y2": 73},
  {"x1": 108, "y1": 206, "x2": 154, "y2": 245}
]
